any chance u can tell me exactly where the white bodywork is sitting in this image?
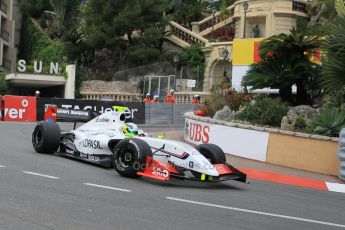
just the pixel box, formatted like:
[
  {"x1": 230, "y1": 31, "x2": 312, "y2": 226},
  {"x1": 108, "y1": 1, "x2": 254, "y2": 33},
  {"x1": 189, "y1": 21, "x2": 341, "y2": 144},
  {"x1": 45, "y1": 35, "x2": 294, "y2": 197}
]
[{"x1": 72, "y1": 111, "x2": 220, "y2": 176}]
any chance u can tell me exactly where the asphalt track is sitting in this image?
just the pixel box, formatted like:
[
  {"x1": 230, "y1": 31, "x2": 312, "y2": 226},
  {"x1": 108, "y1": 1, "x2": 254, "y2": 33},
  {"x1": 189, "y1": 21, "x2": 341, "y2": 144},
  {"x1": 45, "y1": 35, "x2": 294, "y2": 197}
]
[{"x1": 0, "y1": 122, "x2": 344, "y2": 230}]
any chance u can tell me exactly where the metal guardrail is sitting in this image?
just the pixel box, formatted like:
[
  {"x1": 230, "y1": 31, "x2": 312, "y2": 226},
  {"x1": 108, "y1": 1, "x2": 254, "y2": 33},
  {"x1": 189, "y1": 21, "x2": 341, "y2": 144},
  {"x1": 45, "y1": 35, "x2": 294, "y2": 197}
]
[
  {"x1": 145, "y1": 103, "x2": 195, "y2": 126},
  {"x1": 0, "y1": 1, "x2": 7, "y2": 14}
]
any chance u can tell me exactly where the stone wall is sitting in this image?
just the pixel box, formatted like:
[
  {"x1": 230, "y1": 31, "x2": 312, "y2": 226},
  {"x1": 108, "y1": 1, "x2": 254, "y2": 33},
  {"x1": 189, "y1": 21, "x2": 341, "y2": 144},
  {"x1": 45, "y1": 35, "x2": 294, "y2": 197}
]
[{"x1": 80, "y1": 80, "x2": 140, "y2": 93}]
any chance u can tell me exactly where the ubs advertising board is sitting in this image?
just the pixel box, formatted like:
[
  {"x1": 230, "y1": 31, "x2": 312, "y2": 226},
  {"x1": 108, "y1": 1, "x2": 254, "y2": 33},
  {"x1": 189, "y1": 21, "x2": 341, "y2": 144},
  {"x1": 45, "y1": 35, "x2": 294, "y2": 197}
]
[
  {"x1": 36, "y1": 98, "x2": 145, "y2": 124},
  {"x1": 184, "y1": 118, "x2": 269, "y2": 161}
]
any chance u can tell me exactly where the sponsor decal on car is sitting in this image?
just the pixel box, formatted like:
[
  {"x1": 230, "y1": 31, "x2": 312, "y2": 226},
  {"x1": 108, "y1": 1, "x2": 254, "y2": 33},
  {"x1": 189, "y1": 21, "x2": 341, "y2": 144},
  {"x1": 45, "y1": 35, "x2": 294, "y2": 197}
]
[
  {"x1": 82, "y1": 139, "x2": 103, "y2": 149},
  {"x1": 152, "y1": 166, "x2": 169, "y2": 178},
  {"x1": 65, "y1": 149, "x2": 75, "y2": 155},
  {"x1": 79, "y1": 152, "x2": 100, "y2": 161},
  {"x1": 189, "y1": 161, "x2": 194, "y2": 168},
  {"x1": 95, "y1": 117, "x2": 110, "y2": 123}
]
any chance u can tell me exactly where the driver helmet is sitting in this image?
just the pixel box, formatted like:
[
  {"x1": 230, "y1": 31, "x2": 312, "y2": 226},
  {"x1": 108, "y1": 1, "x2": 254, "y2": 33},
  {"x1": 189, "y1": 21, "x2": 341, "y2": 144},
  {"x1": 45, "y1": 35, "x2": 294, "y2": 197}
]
[
  {"x1": 146, "y1": 93, "x2": 150, "y2": 97},
  {"x1": 154, "y1": 95, "x2": 159, "y2": 99}
]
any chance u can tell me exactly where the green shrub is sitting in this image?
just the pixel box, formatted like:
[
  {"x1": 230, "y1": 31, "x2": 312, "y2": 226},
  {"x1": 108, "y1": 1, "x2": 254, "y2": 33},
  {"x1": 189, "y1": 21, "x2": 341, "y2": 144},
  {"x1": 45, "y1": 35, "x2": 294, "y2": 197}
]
[
  {"x1": 295, "y1": 116, "x2": 307, "y2": 129},
  {"x1": 235, "y1": 97, "x2": 289, "y2": 127},
  {"x1": 202, "y1": 95, "x2": 226, "y2": 117},
  {"x1": 309, "y1": 107, "x2": 345, "y2": 137},
  {"x1": 19, "y1": 18, "x2": 64, "y2": 64}
]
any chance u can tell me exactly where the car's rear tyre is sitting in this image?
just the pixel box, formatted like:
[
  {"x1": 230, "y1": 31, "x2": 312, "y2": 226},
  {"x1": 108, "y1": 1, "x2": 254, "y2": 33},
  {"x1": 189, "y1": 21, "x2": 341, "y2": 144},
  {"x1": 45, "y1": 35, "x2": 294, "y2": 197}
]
[
  {"x1": 113, "y1": 138, "x2": 152, "y2": 178},
  {"x1": 195, "y1": 143, "x2": 226, "y2": 164},
  {"x1": 32, "y1": 122, "x2": 61, "y2": 154}
]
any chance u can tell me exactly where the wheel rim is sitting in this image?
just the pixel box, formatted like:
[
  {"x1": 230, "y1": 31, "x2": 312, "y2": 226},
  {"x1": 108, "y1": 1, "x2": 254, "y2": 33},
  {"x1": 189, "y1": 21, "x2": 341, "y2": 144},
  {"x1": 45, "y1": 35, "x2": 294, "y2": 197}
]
[
  {"x1": 117, "y1": 147, "x2": 135, "y2": 168},
  {"x1": 34, "y1": 129, "x2": 43, "y2": 146}
]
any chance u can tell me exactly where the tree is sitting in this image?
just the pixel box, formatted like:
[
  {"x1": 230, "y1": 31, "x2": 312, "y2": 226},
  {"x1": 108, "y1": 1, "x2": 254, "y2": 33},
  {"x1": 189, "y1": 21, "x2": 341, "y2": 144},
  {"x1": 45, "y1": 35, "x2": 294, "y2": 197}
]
[
  {"x1": 243, "y1": 26, "x2": 322, "y2": 104},
  {"x1": 82, "y1": 0, "x2": 168, "y2": 75},
  {"x1": 172, "y1": 0, "x2": 210, "y2": 27},
  {"x1": 49, "y1": 0, "x2": 80, "y2": 37},
  {"x1": 180, "y1": 43, "x2": 205, "y2": 90},
  {"x1": 321, "y1": 16, "x2": 345, "y2": 93}
]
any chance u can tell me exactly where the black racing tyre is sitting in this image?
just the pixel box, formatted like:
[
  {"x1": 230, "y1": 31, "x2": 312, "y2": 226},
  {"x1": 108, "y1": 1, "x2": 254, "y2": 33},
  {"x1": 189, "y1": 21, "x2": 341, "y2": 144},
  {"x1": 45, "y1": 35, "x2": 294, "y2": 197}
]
[
  {"x1": 32, "y1": 122, "x2": 61, "y2": 154},
  {"x1": 195, "y1": 143, "x2": 226, "y2": 164},
  {"x1": 112, "y1": 138, "x2": 152, "y2": 178}
]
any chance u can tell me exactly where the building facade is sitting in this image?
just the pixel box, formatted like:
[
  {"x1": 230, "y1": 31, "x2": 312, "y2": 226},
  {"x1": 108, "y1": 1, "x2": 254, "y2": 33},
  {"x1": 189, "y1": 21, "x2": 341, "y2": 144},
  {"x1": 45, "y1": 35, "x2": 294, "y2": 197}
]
[
  {"x1": 0, "y1": 0, "x2": 20, "y2": 72},
  {"x1": 166, "y1": 0, "x2": 309, "y2": 91}
]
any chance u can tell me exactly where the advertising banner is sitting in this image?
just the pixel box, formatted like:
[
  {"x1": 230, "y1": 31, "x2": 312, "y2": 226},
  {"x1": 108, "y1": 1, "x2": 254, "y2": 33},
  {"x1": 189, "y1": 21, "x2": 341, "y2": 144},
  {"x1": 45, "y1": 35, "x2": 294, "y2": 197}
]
[
  {"x1": 0, "y1": 95, "x2": 2, "y2": 120},
  {"x1": 36, "y1": 98, "x2": 145, "y2": 124},
  {"x1": 3, "y1": 96, "x2": 37, "y2": 122},
  {"x1": 184, "y1": 118, "x2": 269, "y2": 161}
]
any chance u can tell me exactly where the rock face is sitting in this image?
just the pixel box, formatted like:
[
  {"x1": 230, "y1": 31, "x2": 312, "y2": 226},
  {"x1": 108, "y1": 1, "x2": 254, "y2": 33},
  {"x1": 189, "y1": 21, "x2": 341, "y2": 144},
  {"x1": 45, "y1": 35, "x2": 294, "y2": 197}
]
[
  {"x1": 81, "y1": 80, "x2": 140, "y2": 93},
  {"x1": 281, "y1": 105, "x2": 317, "y2": 131},
  {"x1": 213, "y1": 106, "x2": 236, "y2": 121}
]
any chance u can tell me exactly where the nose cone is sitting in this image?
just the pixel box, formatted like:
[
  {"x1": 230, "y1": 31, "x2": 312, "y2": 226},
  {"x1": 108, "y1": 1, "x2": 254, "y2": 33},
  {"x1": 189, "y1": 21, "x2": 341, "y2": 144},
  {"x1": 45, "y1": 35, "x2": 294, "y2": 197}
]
[{"x1": 187, "y1": 153, "x2": 219, "y2": 177}]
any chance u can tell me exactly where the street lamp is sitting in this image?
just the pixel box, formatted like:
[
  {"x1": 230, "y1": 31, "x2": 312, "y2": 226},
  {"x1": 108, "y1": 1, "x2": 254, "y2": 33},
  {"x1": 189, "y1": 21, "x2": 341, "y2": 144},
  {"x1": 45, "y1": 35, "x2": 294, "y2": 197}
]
[
  {"x1": 222, "y1": 48, "x2": 229, "y2": 77},
  {"x1": 211, "y1": 6, "x2": 217, "y2": 42},
  {"x1": 173, "y1": 54, "x2": 179, "y2": 90},
  {"x1": 243, "y1": 1, "x2": 249, "y2": 38}
]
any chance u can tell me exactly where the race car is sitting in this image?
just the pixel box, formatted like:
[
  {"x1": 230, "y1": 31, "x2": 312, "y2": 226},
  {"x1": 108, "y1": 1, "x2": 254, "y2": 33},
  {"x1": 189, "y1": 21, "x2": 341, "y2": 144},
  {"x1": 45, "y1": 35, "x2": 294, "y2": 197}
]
[{"x1": 32, "y1": 107, "x2": 247, "y2": 183}]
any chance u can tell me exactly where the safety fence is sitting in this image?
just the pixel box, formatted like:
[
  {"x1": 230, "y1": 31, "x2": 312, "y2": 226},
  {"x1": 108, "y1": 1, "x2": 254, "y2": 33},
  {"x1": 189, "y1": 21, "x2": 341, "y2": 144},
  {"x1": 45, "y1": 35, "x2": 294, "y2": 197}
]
[{"x1": 0, "y1": 95, "x2": 196, "y2": 125}]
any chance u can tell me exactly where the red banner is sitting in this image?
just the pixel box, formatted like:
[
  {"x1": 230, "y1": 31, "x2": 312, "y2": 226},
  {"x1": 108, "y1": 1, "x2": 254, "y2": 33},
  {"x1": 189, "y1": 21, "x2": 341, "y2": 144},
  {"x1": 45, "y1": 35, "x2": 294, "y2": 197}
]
[
  {"x1": 0, "y1": 95, "x2": 2, "y2": 120},
  {"x1": 253, "y1": 41, "x2": 262, "y2": 63},
  {"x1": 3, "y1": 96, "x2": 37, "y2": 122}
]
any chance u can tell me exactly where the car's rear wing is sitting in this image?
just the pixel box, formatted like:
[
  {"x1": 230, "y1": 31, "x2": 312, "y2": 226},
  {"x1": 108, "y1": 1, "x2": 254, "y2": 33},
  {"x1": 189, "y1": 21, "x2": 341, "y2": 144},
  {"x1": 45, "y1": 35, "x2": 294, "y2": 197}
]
[
  {"x1": 56, "y1": 108, "x2": 99, "y2": 129},
  {"x1": 55, "y1": 106, "x2": 131, "y2": 129}
]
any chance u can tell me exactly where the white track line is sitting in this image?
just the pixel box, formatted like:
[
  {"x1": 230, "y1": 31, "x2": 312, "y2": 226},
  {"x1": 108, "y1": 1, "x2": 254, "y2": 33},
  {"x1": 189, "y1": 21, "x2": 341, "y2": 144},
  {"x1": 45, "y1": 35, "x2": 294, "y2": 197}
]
[
  {"x1": 166, "y1": 197, "x2": 345, "y2": 229},
  {"x1": 22, "y1": 171, "x2": 59, "y2": 179},
  {"x1": 326, "y1": 182, "x2": 345, "y2": 193},
  {"x1": 83, "y1": 183, "x2": 132, "y2": 192},
  {"x1": 0, "y1": 165, "x2": 6, "y2": 168}
]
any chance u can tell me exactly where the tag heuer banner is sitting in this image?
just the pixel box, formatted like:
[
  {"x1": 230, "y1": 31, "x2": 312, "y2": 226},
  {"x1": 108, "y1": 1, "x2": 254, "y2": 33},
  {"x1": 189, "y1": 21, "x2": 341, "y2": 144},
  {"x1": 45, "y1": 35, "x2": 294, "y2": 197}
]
[{"x1": 36, "y1": 98, "x2": 145, "y2": 124}]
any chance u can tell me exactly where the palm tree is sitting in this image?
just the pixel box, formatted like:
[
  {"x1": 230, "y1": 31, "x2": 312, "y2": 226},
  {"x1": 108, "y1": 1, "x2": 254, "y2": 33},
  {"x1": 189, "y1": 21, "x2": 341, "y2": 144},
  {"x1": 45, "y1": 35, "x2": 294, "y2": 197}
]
[
  {"x1": 49, "y1": 0, "x2": 80, "y2": 36},
  {"x1": 243, "y1": 26, "x2": 322, "y2": 104},
  {"x1": 321, "y1": 16, "x2": 345, "y2": 93}
]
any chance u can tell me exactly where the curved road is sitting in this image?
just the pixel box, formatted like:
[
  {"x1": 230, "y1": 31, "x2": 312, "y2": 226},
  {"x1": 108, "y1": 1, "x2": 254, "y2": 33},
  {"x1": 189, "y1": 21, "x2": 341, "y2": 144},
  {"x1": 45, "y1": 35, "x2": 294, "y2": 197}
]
[{"x1": 0, "y1": 122, "x2": 344, "y2": 230}]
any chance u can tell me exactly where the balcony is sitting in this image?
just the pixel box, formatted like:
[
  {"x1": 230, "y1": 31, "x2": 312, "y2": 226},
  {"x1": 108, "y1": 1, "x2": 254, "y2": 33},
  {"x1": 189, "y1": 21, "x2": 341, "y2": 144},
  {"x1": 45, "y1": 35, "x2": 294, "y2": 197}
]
[
  {"x1": 0, "y1": 1, "x2": 7, "y2": 14},
  {"x1": 1, "y1": 28, "x2": 9, "y2": 41}
]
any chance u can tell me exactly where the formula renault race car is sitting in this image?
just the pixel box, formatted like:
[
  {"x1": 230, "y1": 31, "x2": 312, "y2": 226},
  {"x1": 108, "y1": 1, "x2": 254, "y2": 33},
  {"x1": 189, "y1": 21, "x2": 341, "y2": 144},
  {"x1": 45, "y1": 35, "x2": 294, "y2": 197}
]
[{"x1": 32, "y1": 108, "x2": 247, "y2": 183}]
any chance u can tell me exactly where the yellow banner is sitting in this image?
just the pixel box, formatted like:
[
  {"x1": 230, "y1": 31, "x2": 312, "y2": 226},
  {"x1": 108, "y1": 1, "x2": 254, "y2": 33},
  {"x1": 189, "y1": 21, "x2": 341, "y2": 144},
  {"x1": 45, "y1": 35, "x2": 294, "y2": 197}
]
[{"x1": 232, "y1": 39, "x2": 263, "y2": 65}]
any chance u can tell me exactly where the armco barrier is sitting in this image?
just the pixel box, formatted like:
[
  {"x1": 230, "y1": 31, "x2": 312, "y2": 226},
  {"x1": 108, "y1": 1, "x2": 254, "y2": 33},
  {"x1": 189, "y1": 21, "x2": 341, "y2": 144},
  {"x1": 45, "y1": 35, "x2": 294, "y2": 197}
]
[{"x1": 145, "y1": 103, "x2": 194, "y2": 126}]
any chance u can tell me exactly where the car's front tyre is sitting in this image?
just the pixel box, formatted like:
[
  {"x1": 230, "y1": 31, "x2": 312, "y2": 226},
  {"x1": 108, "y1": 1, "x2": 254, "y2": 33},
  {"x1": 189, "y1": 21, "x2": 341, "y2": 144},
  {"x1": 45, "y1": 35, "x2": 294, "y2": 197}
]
[
  {"x1": 112, "y1": 138, "x2": 152, "y2": 178},
  {"x1": 195, "y1": 143, "x2": 226, "y2": 164}
]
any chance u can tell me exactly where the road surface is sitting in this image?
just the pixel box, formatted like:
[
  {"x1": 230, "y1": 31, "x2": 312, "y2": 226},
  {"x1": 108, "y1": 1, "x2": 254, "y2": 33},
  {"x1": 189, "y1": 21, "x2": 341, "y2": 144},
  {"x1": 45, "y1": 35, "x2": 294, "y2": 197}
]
[{"x1": 0, "y1": 122, "x2": 344, "y2": 230}]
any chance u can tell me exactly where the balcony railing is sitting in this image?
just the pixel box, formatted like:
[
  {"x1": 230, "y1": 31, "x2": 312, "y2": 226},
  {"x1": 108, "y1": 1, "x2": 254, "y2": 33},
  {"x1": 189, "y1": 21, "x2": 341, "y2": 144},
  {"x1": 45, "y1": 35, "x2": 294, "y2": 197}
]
[
  {"x1": 0, "y1": 1, "x2": 7, "y2": 14},
  {"x1": 1, "y1": 28, "x2": 9, "y2": 41},
  {"x1": 169, "y1": 21, "x2": 208, "y2": 45},
  {"x1": 198, "y1": 6, "x2": 235, "y2": 34}
]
